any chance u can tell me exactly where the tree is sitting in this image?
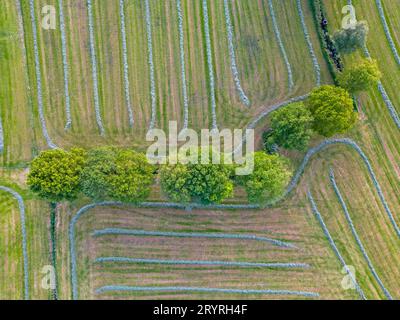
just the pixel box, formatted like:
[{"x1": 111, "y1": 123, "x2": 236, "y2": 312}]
[
  {"x1": 308, "y1": 85, "x2": 357, "y2": 137},
  {"x1": 239, "y1": 152, "x2": 291, "y2": 205},
  {"x1": 81, "y1": 147, "x2": 154, "y2": 203},
  {"x1": 338, "y1": 58, "x2": 382, "y2": 94},
  {"x1": 268, "y1": 102, "x2": 314, "y2": 151},
  {"x1": 160, "y1": 150, "x2": 233, "y2": 204},
  {"x1": 333, "y1": 21, "x2": 368, "y2": 54},
  {"x1": 27, "y1": 148, "x2": 86, "y2": 202}
]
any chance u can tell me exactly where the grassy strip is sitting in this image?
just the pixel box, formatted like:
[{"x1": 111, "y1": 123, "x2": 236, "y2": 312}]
[
  {"x1": 86, "y1": 0, "x2": 105, "y2": 135},
  {"x1": 307, "y1": 189, "x2": 366, "y2": 300},
  {"x1": 329, "y1": 169, "x2": 393, "y2": 299},
  {"x1": 28, "y1": 0, "x2": 57, "y2": 149},
  {"x1": 268, "y1": 0, "x2": 294, "y2": 91},
  {"x1": 0, "y1": 186, "x2": 29, "y2": 300},
  {"x1": 95, "y1": 286, "x2": 319, "y2": 297}
]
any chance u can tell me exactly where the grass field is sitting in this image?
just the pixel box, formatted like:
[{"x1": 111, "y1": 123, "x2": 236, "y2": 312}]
[{"x1": 0, "y1": 0, "x2": 399, "y2": 300}]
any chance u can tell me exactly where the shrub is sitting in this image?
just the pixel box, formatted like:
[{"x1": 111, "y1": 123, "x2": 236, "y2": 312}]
[
  {"x1": 308, "y1": 85, "x2": 357, "y2": 137},
  {"x1": 28, "y1": 148, "x2": 86, "y2": 202},
  {"x1": 81, "y1": 147, "x2": 154, "y2": 203},
  {"x1": 333, "y1": 21, "x2": 369, "y2": 54},
  {"x1": 269, "y1": 102, "x2": 314, "y2": 151},
  {"x1": 160, "y1": 150, "x2": 233, "y2": 204},
  {"x1": 239, "y1": 152, "x2": 292, "y2": 205},
  {"x1": 338, "y1": 58, "x2": 382, "y2": 94}
]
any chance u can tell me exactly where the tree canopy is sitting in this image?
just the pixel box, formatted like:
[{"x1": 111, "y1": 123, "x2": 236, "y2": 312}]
[
  {"x1": 333, "y1": 21, "x2": 369, "y2": 54},
  {"x1": 160, "y1": 150, "x2": 233, "y2": 204},
  {"x1": 268, "y1": 102, "x2": 314, "y2": 151},
  {"x1": 308, "y1": 85, "x2": 357, "y2": 137},
  {"x1": 338, "y1": 58, "x2": 382, "y2": 94},
  {"x1": 81, "y1": 147, "x2": 154, "y2": 203},
  {"x1": 27, "y1": 148, "x2": 86, "y2": 202},
  {"x1": 239, "y1": 152, "x2": 292, "y2": 205}
]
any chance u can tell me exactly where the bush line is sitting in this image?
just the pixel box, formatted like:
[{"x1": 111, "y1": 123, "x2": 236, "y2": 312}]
[
  {"x1": 87, "y1": 0, "x2": 105, "y2": 135},
  {"x1": 307, "y1": 189, "x2": 366, "y2": 300},
  {"x1": 145, "y1": 0, "x2": 157, "y2": 130},
  {"x1": 95, "y1": 257, "x2": 310, "y2": 269},
  {"x1": 28, "y1": 0, "x2": 57, "y2": 149},
  {"x1": 376, "y1": 0, "x2": 400, "y2": 67},
  {"x1": 58, "y1": 0, "x2": 71, "y2": 130},
  {"x1": 202, "y1": 0, "x2": 218, "y2": 130},
  {"x1": 0, "y1": 186, "x2": 29, "y2": 300},
  {"x1": 176, "y1": 0, "x2": 190, "y2": 129},
  {"x1": 268, "y1": 0, "x2": 294, "y2": 91},
  {"x1": 95, "y1": 286, "x2": 319, "y2": 297},
  {"x1": 223, "y1": 0, "x2": 250, "y2": 107},
  {"x1": 329, "y1": 169, "x2": 393, "y2": 300},
  {"x1": 119, "y1": 0, "x2": 134, "y2": 127},
  {"x1": 296, "y1": 0, "x2": 321, "y2": 86}
]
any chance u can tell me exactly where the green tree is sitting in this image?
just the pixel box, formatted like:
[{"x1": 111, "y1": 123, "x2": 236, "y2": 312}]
[
  {"x1": 308, "y1": 85, "x2": 357, "y2": 137},
  {"x1": 27, "y1": 148, "x2": 86, "y2": 202},
  {"x1": 333, "y1": 21, "x2": 368, "y2": 54},
  {"x1": 81, "y1": 147, "x2": 154, "y2": 203},
  {"x1": 160, "y1": 150, "x2": 233, "y2": 204},
  {"x1": 338, "y1": 58, "x2": 382, "y2": 94},
  {"x1": 239, "y1": 152, "x2": 291, "y2": 205},
  {"x1": 269, "y1": 102, "x2": 314, "y2": 151}
]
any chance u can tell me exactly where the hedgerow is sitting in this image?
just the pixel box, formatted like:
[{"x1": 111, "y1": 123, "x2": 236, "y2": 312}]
[
  {"x1": 202, "y1": 0, "x2": 218, "y2": 129},
  {"x1": 296, "y1": 0, "x2": 321, "y2": 86},
  {"x1": 329, "y1": 169, "x2": 393, "y2": 300},
  {"x1": 268, "y1": 0, "x2": 294, "y2": 91},
  {"x1": 28, "y1": 0, "x2": 57, "y2": 149},
  {"x1": 87, "y1": 0, "x2": 105, "y2": 135},
  {"x1": 58, "y1": 0, "x2": 72, "y2": 130},
  {"x1": 307, "y1": 190, "x2": 366, "y2": 300},
  {"x1": 119, "y1": 0, "x2": 134, "y2": 127},
  {"x1": 223, "y1": 0, "x2": 250, "y2": 106},
  {"x1": 176, "y1": 0, "x2": 190, "y2": 129},
  {"x1": 145, "y1": 0, "x2": 157, "y2": 130},
  {"x1": 376, "y1": 0, "x2": 400, "y2": 66},
  {"x1": 0, "y1": 186, "x2": 29, "y2": 300}
]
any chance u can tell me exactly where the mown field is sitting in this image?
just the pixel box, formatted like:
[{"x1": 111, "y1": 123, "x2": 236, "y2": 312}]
[{"x1": 0, "y1": 0, "x2": 399, "y2": 300}]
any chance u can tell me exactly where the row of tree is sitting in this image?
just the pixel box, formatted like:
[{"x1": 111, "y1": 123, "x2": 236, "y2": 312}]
[
  {"x1": 28, "y1": 147, "x2": 292, "y2": 206},
  {"x1": 264, "y1": 58, "x2": 381, "y2": 153}
]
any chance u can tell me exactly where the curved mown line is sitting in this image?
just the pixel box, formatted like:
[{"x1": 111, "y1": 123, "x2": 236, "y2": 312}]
[
  {"x1": 145, "y1": 0, "x2": 157, "y2": 130},
  {"x1": 0, "y1": 186, "x2": 29, "y2": 300},
  {"x1": 202, "y1": 0, "x2": 218, "y2": 130},
  {"x1": 119, "y1": 0, "x2": 134, "y2": 127},
  {"x1": 267, "y1": 0, "x2": 294, "y2": 91},
  {"x1": 176, "y1": 0, "x2": 189, "y2": 129},
  {"x1": 70, "y1": 202, "x2": 295, "y2": 299},
  {"x1": 307, "y1": 190, "x2": 366, "y2": 300},
  {"x1": 329, "y1": 169, "x2": 393, "y2": 300},
  {"x1": 95, "y1": 257, "x2": 309, "y2": 269},
  {"x1": 58, "y1": 0, "x2": 72, "y2": 130},
  {"x1": 296, "y1": 0, "x2": 321, "y2": 86},
  {"x1": 28, "y1": 0, "x2": 58, "y2": 149},
  {"x1": 376, "y1": 0, "x2": 400, "y2": 67},
  {"x1": 87, "y1": 0, "x2": 105, "y2": 135},
  {"x1": 223, "y1": 0, "x2": 250, "y2": 107},
  {"x1": 93, "y1": 228, "x2": 295, "y2": 248},
  {"x1": 96, "y1": 286, "x2": 319, "y2": 297},
  {"x1": 95, "y1": 257, "x2": 308, "y2": 269}
]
